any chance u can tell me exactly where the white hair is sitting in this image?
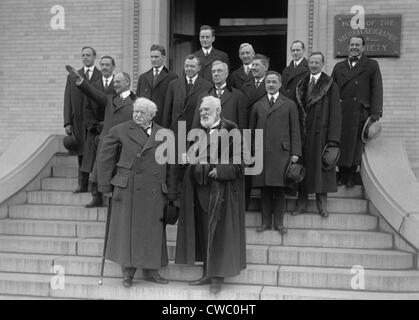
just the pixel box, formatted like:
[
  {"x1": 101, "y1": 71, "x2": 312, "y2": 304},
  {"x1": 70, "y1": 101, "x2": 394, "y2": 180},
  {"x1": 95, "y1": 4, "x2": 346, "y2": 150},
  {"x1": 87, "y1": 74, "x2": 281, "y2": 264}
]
[
  {"x1": 211, "y1": 60, "x2": 229, "y2": 73},
  {"x1": 239, "y1": 43, "x2": 254, "y2": 53},
  {"x1": 201, "y1": 96, "x2": 221, "y2": 111},
  {"x1": 133, "y1": 97, "x2": 158, "y2": 116}
]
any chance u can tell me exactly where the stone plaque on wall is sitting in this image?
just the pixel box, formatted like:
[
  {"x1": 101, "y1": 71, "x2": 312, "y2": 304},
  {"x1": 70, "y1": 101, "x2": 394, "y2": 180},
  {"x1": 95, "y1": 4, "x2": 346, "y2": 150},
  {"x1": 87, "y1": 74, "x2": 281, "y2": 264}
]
[{"x1": 335, "y1": 15, "x2": 401, "y2": 57}]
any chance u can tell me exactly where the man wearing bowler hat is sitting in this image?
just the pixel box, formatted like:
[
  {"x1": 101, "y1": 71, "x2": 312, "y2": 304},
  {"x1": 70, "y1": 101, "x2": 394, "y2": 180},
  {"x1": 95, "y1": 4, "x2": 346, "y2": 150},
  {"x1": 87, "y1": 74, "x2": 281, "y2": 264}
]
[
  {"x1": 293, "y1": 52, "x2": 341, "y2": 218},
  {"x1": 332, "y1": 35, "x2": 383, "y2": 188}
]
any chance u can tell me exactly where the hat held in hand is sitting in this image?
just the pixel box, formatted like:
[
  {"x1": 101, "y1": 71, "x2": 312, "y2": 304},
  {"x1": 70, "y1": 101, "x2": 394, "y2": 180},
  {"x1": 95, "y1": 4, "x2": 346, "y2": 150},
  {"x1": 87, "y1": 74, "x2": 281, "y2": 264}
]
[
  {"x1": 322, "y1": 143, "x2": 340, "y2": 171},
  {"x1": 362, "y1": 116, "x2": 382, "y2": 143},
  {"x1": 63, "y1": 135, "x2": 79, "y2": 154},
  {"x1": 284, "y1": 161, "x2": 305, "y2": 185}
]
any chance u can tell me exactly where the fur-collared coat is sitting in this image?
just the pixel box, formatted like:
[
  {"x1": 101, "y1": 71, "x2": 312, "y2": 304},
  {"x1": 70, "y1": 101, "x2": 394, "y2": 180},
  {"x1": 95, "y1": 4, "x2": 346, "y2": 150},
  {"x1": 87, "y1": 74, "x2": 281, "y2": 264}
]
[
  {"x1": 249, "y1": 94, "x2": 302, "y2": 187},
  {"x1": 331, "y1": 55, "x2": 383, "y2": 166},
  {"x1": 296, "y1": 72, "x2": 342, "y2": 194},
  {"x1": 175, "y1": 119, "x2": 247, "y2": 278},
  {"x1": 97, "y1": 120, "x2": 177, "y2": 269}
]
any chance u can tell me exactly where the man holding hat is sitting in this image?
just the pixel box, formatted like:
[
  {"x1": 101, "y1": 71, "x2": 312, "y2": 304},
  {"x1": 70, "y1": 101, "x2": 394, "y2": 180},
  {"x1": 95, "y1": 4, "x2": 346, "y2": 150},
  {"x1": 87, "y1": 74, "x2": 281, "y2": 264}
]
[
  {"x1": 249, "y1": 71, "x2": 301, "y2": 234},
  {"x1": 293, "y1": 52, "x2": 342, "y2": 218},
  {"x1": 331, "y1": 35, "x2": 383, "y2": 188}
]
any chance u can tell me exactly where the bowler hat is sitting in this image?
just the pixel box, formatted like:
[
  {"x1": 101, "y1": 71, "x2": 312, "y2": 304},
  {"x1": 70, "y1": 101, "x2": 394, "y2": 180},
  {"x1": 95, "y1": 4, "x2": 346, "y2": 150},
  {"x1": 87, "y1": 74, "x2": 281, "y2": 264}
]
[
  {"x1": 163, "y1": 204, "x2": 179, "y2": 225},
  {"x1": 284, "y1": 161, "x2": 305, "y2": 185},
  {"x1": 361, "y1": 117, "x2": 382, "y2": 143},
  {"x1": 192, "y1": 163, "x2": 211, "y2": 186},
  {"x1": 322, "y1": 144, "x2": 340, "y2": 171},
  {"x1": 63, "y1": 135, "x2": 79, "y2": 153}
]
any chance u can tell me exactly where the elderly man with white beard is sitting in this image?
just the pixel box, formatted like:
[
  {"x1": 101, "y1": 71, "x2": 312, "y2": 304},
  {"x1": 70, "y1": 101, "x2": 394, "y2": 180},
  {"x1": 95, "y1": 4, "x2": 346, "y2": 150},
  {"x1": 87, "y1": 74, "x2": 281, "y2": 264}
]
[{"x1": 175, "y1": 96, "x2": 247, "y2": 295}]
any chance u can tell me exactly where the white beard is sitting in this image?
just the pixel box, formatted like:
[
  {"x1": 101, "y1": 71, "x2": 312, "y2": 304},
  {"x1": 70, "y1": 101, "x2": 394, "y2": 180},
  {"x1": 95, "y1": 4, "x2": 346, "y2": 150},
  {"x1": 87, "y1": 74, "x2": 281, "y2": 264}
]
[{"x1": 200, "y1": 113, "x2": 217, "y2": 129}]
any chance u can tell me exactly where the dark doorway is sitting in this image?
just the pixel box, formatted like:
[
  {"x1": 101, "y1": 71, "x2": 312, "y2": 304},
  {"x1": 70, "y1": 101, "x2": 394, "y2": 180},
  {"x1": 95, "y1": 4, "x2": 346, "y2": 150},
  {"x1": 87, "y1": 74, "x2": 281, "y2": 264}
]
[{"x1": 170, "y1": 0, "x2": 288, "y2": 75}]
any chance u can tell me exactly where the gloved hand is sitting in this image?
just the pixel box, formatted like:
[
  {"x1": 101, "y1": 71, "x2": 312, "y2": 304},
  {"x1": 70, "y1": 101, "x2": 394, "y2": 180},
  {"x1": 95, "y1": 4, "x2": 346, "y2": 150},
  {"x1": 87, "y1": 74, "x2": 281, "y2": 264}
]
[{"x1": 64, "y1": 124, "x2": 73, "y2": 135}]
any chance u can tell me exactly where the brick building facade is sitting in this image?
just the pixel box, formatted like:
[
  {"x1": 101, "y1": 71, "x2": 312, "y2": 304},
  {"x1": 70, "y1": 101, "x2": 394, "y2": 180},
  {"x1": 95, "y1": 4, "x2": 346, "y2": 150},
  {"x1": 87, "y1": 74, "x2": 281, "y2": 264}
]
[{"x1": 0, "y1": 0, "x2": 418, "y2": 170}]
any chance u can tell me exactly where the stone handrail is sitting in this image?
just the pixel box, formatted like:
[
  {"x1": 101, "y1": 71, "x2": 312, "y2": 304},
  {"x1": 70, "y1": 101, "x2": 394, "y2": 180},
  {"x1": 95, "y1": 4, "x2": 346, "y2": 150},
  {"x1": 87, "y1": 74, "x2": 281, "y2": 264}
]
[
  {"x1": 0, "y1": 133, "x2": 65, "y2": 204},
  {"x1": 361, "y1": 137, "x2": 419, "y2": 250}
]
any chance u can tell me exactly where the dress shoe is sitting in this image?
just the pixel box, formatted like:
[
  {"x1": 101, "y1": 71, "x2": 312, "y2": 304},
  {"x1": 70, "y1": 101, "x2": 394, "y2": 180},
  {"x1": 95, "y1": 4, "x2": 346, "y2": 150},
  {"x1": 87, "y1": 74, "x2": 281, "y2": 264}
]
[
  {"x1": 122, "y1": 276, "x2": 133, "y2": 288},
  {"x1": 73, "y1": 185, "x2": 88, "y2": 193},
  {"x1": 143, "y1": 270, "x2": 168, "y2": 284},
  {"x1": 345, "y1": 176, "x2": 355, "y2": 188},
  {"x1": 337, "y1": 176, "x2": 346, "y2": 186},
  {"x1": 85, "y1": 195, "x2": 103, "y2": 208},
  {"x1": 291, "y1": 204, "x2": 305, "y2": 216},
  {"x1": 189, "y1": 276, "x2": 211, "y2": 286},
  {"x1": 319, "y1": 209, "x2": 329, "y2": 218},
  {"x1": 209, "y1": 277, "x2": 223, "y2": 294},
  {"x1": 274, "y1": 225, "x2": 288, "y2": 234},
  {"x1": 257, "y1": 224, "x2": 270, "y2": 232}
]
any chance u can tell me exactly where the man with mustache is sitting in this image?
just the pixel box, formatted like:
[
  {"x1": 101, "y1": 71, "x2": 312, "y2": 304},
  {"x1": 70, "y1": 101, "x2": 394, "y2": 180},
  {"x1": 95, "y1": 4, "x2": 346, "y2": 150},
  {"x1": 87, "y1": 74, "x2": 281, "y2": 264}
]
[
  {"x1": 331, "y1": 36, "x2": 383, "y2": 188},
  {"x1": 175, "y1": 96, "x2": 246, "y2": 295},
  {"x1": 82, "y1": 56, "x2": 116, "y2": 208}
]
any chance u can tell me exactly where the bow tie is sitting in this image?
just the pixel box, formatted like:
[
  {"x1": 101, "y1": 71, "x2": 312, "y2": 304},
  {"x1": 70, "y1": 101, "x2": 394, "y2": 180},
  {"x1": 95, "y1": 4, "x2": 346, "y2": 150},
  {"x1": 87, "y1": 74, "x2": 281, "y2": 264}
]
[{"x1": 349, "y1": 56, "x2": 359, "y2": 63}]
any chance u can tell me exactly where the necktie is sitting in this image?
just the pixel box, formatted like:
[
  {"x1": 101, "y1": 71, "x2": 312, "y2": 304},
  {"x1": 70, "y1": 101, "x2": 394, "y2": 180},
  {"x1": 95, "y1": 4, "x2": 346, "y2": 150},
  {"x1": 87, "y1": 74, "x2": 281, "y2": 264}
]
[
  {"x1": 269, "y1": 96, "x2": 275, "y2": 107},
  {"x1": 294, "y1": 61, "x2": 298, "y2": 69},
  {"x1": 104, "y1": 79, "x2": 108, "y2": 88},
  {"x1": 255, "y1": 80, "x2": 260, "y2": 88},
  {"x1": 84, "y1": 69, "x2": 90, "y2": 80},
  {"x1": 186, "y1": 78, "x2": 193, "y2": 94},
  {"x1": 245, "y1": 65, "x2": 249, "y2": 75},
  {"x1": 350, "y1": 56, "x2": 358, "y2": 68},
  {"x1": 216, "y1": 89, "x2": 222, "y2": 98},
  {"x1": 204, "y1": 51, "x2": 209, "y2": 57},
  {"x1": 307, "y1": 76, "x2": 316, "y2": 100},
  {"x1": 153, "y1": 68, "x2": 159, "y2": 86}
]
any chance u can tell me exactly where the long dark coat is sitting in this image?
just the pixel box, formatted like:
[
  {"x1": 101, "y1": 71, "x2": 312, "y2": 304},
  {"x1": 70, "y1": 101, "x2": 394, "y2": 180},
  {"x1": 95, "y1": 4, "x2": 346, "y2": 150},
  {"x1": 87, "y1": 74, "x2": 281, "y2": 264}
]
[
  {"x1": 241, "y1": 79, "x2": 267, "y2": 125},
  {"x1": 162, "y1": 76, "x2": 212, "y2": 133},
  {"x1": 97, "y1": 120, "x2": 177, "y2": 269},
  {"x1": 191, "y1": 86, "x2": 248, "y2": 130},
  {"x1": 281, "y1": 58, "x2": 309, "y2": 103},
  {"x1": 193, "y1": 48, "x2": 230, "y2": 83},
  {"x1": 331, "y1": 55, "x2": 383, "y2": 166},
  {"x1": 135, "y1": 66, "x2": 178, "y2": 126},
  {"x1": 229, "y1": 66, "x2": 254, "y2": 90},
  {"x1": 249, "y1": 94, "x2": 302, "y2": 187},
  {"x1": 81, "y1": 77, "x2": 116, "y2": 173},
  {"x1": 175, "y1": 119, "x2": 246, "y2": 278},
  {"x1": 63, "y1": 67, "x2": 101, "y2": 155},
  {"x1": 296, "y1": 73, "x2": 342, "y2": 194},
  {"x1": 77, "y1": 80, "x2": 136, "y2": 183}
]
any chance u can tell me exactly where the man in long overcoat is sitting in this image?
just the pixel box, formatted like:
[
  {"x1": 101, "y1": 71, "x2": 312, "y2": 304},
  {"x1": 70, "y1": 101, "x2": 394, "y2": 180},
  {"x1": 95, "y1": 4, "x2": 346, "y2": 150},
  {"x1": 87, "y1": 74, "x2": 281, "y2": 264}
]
[
  {"x1": 331, "y1": 35, "x2": 383, "y2": 187},
  {"x1": 281, "y1": 40, "x2": 310, "y2": 103},
  {"x1": 294, "y1": 52, "x2": 341, "y2": 217},
  {"x1": 63, "y1": 46, "x2": 101, "y2": 193},
  {"x1": 81, "y1": 55, "x2": 116, "y2": 208},
  {"x1": 97, "y1": 98, "x2": 177, "y2": 288},
  {"x1": 175, "y1": 96, "x2": 246, "y2": 294},
  {"x1": 249, "y1": 71, "x2": 301, "y2": 233},
  {"x1": 136, "y1": 44, "x2": 178, "y2": 126},
  {"x1": 229, "y1": 43, "x2": 255, "y2": 90}
]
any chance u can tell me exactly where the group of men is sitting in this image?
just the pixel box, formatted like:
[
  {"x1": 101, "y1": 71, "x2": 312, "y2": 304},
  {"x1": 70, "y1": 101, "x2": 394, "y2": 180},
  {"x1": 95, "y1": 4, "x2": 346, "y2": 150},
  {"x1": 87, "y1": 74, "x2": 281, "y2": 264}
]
[{"x1": 63, "y1": 24, "x2": 383, "y2": 294}]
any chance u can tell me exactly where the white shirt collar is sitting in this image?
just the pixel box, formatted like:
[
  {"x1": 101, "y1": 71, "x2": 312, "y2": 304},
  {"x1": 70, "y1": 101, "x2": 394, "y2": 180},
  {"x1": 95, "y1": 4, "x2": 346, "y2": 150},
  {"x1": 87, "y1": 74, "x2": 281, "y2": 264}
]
[
  {"x1": 120, "y1": 90, "x2": 131, "y2": 100},
  {"x1": 294, "y1": 57, "x2": 304, "y2": 66},
  {"x1": 215, "y1": 83, "x2": 227, "y2": 91},
  {"x1": 255, "y1": 77, "x2": 265, "y2": 85},
  {"x1": 102, "y1": 75, "x2": 113, "y2": 85},
  {"x1": 203, "y1": 47, "x2": 213, "y2": 55},
  {"x1": 84, "y1": 66, "x2": 94, "y2": 72},
  {"x1": 268, "y1": 92, "x2": 280, "y2": 101},
  {"x1": 186, "y1": 74, "x2": 198, "y2": 84},
  {"x1": 154, "y1": 65, "x2": 164, "y2": 74},
  {"x1": 310, "y1": 72, "x2": 322, "y2": 83}
]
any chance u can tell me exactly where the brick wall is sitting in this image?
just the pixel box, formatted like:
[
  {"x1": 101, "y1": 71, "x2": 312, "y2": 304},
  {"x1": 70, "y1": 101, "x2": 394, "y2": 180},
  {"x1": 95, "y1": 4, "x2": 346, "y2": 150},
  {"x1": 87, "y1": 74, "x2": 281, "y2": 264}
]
[
  {"x1": 0, "y1": 0, "x2": 126, "y2": 153},
  {"x1": 324, "y1": 0, "x2": 419, "y2": 166}
]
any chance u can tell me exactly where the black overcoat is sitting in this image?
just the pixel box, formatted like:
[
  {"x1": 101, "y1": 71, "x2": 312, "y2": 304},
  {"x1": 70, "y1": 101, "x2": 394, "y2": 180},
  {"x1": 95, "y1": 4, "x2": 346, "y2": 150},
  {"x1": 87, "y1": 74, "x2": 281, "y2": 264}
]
[{"x1": 281, "y1": 58, "x2": 309, "y2": 103}]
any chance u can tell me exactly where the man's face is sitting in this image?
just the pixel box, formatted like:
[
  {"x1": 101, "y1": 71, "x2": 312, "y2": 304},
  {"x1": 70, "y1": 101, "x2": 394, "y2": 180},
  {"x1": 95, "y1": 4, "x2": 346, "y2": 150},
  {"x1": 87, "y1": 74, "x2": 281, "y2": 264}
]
[
  {"x1": 151, "y1": 50, "x2": 165, "y2": 68},
  {"x1": 251, "y1": 59, "x2": 267, "y2": 79},
  {"x1": 100, "y1": 58, "x2": 114, "y2": 78},
  {"x1": 81, "y1": 48, "x2": 95, "y2": 67},
  {"x1": 239, "y1": 45, "x2": 255, "y2": 65},
  {"x1": 199, "y1": 29, "x2": 215, "y2": 49},
  {"x1": 265, "y1": 74, "x2": 281, "y2": 95},
  {"x1": 184, "y1": 58, "x2": 200, "y2": 78},
  {"x1": 291, "y1": 42, "x2": 305, "y2": 61},
  {"x1": 211, "y1": 63, "x2": 228, "y2": 86},
  {"x1": 113, "y1": 73, "x2": 129, "y2": 94},
  {"x1": 348, "y1": 37, "x2": 365, "y2": 58},
  {"x1": 308, "y1": 54, "x2": 324, "y2": 75},
  {"x1": 199, "y1": 101, "x2": 220, "y2": 129},
  {"x1": 133, "y1": 104, "x2": 153, "y2": 127}
]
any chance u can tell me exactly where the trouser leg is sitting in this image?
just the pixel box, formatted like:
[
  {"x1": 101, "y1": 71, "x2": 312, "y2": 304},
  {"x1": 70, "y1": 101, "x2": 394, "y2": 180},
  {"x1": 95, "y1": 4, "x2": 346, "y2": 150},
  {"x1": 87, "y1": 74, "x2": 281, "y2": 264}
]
[
  {"x1": 261, "y1": 187, "x2": 274, "y2": 228},
  {"x1": 273, "y1": 188, "x2": 286, "y2": 229}
]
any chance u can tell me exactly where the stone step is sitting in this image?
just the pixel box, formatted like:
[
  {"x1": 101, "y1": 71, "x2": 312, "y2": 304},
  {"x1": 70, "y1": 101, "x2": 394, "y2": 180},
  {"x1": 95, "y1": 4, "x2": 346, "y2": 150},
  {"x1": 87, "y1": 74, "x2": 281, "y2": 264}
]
[
  {"x1": 52, "y1": 166, "x2": 78, "y2": 178},
  {"x1": 42, "y1": 178, "x2": 78, "y2": 191},
  {"x1": 0, "y1": 235, "x2": 78, "y2": 255},
  {"x1": 26, "y1": 191, "x2": 368, "y2": 214},
  {"x1": 165, "y1": 227, "x2": 394, "y2": 249},
  {"x1": 251, "y1": 185, "x2": 364, "y2": 199},
  {"x1": 278, "y1": 266, "x2": 419, "y2": 292},
  {"x1": 248, "y1": 197, "x2": 368, "y2": 214},
  {"x1": 52, "y1": 155, "x2": 78, "y2": 167},
  {"x1": 8, "y1": 204, "x2": 103, "y2": 222},
  {"x1": 27, "y1": 191, "x2": 92, "y2": 206},
  {"x1": 1, "y1": 272, "x2": 419, "y2": 300}
]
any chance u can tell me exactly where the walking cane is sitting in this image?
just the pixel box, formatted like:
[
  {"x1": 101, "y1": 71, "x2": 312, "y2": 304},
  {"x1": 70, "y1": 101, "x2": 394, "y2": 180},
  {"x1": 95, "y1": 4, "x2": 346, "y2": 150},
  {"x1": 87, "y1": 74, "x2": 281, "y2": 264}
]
[{"x1": 99, "y1": 196, "x2": 112, "y2": 285}]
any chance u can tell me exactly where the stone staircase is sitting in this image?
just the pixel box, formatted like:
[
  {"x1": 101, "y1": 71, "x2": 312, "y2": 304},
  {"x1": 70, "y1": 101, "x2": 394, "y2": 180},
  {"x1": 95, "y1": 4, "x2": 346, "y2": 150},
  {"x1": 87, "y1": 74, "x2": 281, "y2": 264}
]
[{"x1": 0, "y1": 154, "x2": 419, "y2": 299}]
